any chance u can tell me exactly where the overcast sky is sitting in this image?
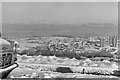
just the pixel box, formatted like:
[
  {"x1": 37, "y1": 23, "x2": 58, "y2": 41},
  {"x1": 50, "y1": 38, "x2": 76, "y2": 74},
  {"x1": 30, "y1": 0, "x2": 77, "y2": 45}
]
[
  {"x1": 2, "y1": 2, "x2": 118, "y2": 25},
  {"x1": 0, "y1": 3, "x2": 1, "y2": 21}
]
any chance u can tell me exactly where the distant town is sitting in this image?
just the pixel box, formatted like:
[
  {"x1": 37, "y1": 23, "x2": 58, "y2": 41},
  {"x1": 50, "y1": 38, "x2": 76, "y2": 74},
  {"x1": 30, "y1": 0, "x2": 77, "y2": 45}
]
[
  {"x1": 16, "y1": 35, "x2": 119, "y2": 59},
  {"x1": 8, "y1": 35, "x2": 120, "y2": 78}
]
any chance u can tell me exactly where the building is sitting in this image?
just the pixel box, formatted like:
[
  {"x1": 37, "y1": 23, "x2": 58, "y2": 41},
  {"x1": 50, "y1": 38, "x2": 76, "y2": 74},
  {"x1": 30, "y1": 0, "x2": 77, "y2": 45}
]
[
  {"x1": 99, "y1": 37, "x2": 105, "y2": 47},
  {"x1": 109, "y1": 36, "x2": 117, "y2": 47}
]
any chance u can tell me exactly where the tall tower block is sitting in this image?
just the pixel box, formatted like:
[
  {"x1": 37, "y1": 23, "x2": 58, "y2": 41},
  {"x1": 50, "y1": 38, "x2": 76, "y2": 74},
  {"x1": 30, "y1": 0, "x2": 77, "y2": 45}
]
[
  {"x1": 109, "y1": 36, "x2": 117, "y2": 47},
  {"x1": 100, "y1": 37, "x2": 104, "y2": 47}
]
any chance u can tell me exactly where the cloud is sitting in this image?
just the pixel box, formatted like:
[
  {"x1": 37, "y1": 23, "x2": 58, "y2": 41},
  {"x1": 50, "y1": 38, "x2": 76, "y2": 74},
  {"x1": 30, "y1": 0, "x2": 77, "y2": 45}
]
[{"x1": 2, "y1": 2, "x2": 118, "y2": 24}]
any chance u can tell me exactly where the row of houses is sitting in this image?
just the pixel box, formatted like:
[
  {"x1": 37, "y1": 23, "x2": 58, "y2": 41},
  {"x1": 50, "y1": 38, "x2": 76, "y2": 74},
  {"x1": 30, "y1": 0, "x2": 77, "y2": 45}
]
[
  {"x1": 45, "y1": 36, "x2": 118, "y2": 52},
  {"x1": 25, "y1": 36, "x2": 118, "y2": 52}
]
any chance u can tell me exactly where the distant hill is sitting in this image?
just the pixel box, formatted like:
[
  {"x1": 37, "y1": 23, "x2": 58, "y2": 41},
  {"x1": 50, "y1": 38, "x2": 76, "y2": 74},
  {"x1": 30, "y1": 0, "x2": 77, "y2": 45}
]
[{"x1": 2, "y1": 23, "x2": 117, "y2": 38}]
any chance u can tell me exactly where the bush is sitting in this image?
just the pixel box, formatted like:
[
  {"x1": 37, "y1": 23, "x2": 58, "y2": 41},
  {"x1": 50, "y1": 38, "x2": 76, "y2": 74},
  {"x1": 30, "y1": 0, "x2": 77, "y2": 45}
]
[
  {"x1": 55, "y1": 50, "x2": 65, "y2": 57},
  {"x1": 36, "y1": 45, "x2": 49, "y2": 51},
  {"x1": 81, "y1": 49, "x2": 99, "y2": 58},
  {"x1": 34, "y1": 50, "x2": 42, "y2": 55},
  {"x1": 75, "y1": 52, "x2": 83, "y2": 60},
  {"x1": 20, "y1": 48, "x2": 37, "y2": 56},
  {"x1": 40, "y1": 50, "x2": 54, "y2": 56},
  {"x1": 54, "y1": 50, "x2": 76, "y2": 59},
  {"x1": 63, "y1": 50, "x2": 76, "y2": 59},
  {"x1": 27, "y1": 48, "x2": 36, "y2": 56},
  {"x1": 20, "y1": 45, "x2": 54, "y2": 56},
  {"x1": 96, "y1": 52, "x2": 114, "y2": 58},
  {"x1": 21, "y1": 55, "x2": 28, "y2": 60},
  {"x1": 35, "y1": 44, "x2": 55, "y2": 56},
  {"x1": 20, "y1": 46, "x2": 115, "y2": 59},
  {"x1": 20, "y1": 49, "x2": 29, "y2": 55}
]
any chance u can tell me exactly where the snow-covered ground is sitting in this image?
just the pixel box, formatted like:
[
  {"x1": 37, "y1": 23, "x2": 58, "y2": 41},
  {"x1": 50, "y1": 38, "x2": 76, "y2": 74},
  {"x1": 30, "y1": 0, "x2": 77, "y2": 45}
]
[{"x1": 9, "y1": 55, "x2": 119, "y2": 78}]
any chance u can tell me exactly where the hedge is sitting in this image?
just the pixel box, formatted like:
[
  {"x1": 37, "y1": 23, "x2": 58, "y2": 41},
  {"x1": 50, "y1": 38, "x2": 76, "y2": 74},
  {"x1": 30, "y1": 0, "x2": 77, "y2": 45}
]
[{"x1": 20, "y1": 47, "x2": 117, "y2": 59}]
